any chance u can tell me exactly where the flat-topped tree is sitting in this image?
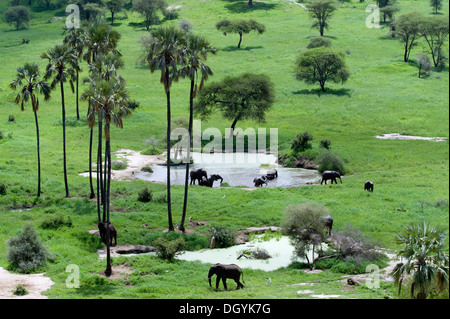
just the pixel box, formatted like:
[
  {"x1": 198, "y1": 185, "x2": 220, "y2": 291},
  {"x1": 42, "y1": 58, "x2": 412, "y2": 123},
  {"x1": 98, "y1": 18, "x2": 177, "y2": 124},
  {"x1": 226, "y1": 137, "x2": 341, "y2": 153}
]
[
  {"x1": 216, "y1": 19, "x2": 265, "y2": 49},
  {"x1": 194, "y1": 73, "x2": 274, "y2": 138}
]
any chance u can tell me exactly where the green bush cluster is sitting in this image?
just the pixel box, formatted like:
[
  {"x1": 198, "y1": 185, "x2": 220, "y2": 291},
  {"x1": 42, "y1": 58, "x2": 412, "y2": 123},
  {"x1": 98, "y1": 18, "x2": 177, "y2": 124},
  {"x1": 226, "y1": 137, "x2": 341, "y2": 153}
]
[
  {"x1": 40, "y1": 214, "x2": 72, "y2": 229},
  {"x1": 7, "y1": 223, "x2": 49, "y2": 273},
  {"x1": 154, "y1": 237, "x2": 186, "y2": 260}
]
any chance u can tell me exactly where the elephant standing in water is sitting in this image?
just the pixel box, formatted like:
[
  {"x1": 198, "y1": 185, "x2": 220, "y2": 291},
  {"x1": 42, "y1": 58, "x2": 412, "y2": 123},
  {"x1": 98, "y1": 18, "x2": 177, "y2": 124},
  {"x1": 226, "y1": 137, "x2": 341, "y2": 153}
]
[
  {"x1": 320, "y1": 170, "x2": 342, "y2": 185},
  {"x1": 265, "y1": 168, "x2": 278, "y2": 180},
  {"x1": 208, "y1": 263, "x2": 245, "y2": 290},
  {"x1": 200, "y1": 174, "x2": 223, "y2": 187},
  {"x1": 190, "y1": 168, "x2": 208, "y2": 185},
  {"x1": 253, "y1": 176, "x2": 267, "y2": 187}
]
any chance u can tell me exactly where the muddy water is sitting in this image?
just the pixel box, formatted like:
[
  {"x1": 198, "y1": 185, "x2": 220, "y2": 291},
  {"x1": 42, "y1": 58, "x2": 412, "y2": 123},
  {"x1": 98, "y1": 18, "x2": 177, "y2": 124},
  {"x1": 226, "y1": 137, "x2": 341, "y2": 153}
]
[
  {"x1": 177, "y1": 235, "x2": 311, "y2": 272},
  {"x1": 134, "y1": 152, "x2": 321, "y2": 188}
]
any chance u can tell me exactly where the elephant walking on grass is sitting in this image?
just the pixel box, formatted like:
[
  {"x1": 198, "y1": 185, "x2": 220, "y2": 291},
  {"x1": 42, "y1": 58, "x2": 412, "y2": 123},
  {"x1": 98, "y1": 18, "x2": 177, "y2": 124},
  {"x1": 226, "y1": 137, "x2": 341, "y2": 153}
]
[
  {"x1": 320, "y1": 170, "x2": 342, "y2": 185},
  {"x1": 208, "y1": 263, "x2": 245, "y2": 290},
  {"x1": 364, "y1": 181, "x2": 374, "y2": 192}
]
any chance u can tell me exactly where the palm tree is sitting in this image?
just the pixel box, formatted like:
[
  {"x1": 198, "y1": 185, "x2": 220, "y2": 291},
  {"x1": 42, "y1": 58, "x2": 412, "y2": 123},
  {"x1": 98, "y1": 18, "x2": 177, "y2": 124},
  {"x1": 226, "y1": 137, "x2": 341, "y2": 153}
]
[
  {"x1": 83, "y1": 53, "x2": 125, "y2": 222},
  {"x1": 41, "y1": 43, "x2": 76, "y2": 198},
  {"x1": 391, "y1": 222, "x2": 449, "y2": 299},
  {"x1": 10, "y1": 63, "x2": 51, "y2": 198},
  {"x1": 179, "y1": 34, "x2": 216, "y2": 232},
  {"x1": 83, "y1": 21, "x2": 122, "y2": 201},
  {"x1": 63, "y1": 26, "x2": 85, "y2": 120},
  {"x1": 142, "y1": 26, "x2": 186, "y2": 231},
  {"x1": 83, "y1": 77, "x2": 131, "y2": 277}
]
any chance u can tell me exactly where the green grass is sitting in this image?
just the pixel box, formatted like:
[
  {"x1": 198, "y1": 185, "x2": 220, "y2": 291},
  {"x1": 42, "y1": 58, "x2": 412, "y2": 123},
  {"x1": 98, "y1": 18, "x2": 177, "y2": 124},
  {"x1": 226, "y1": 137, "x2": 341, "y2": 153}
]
[{"x1": 0, "y1": 0, "x2": 448, "y2": 299}]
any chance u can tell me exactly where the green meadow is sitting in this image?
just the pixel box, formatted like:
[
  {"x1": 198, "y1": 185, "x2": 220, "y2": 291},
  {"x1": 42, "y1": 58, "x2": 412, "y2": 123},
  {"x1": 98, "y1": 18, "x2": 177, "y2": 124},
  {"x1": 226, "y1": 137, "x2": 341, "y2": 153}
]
[{"x1": 0, "y1": 0, "x2": 448, "y2": 299}]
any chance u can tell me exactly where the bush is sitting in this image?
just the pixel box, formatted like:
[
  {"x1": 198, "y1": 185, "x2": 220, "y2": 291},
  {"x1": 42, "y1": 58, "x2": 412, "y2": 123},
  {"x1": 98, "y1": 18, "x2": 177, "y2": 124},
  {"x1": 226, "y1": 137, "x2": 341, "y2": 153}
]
[
  {"x1": 137, "y1": 187, "x2": 152, "y2": 202},
  {"x1": 7, "y1": 223, "x2": 49, "y2": 273},
  {"x1": 153, "y1": 192, "x2": 167, "y2": 203},
  {"x1": 315, "y1": 150, "x2": 345, "y2": 174},
  {"x1": 0, "y1": 183, "x2": 6, "y2": 195},
  {"x1": 154, "y1": 237, "x2": 186, "y2": 260},
  {"x1": 307, "y1": 36, "x2": 332, "y2": 49},
  {"x1": 111, "y1": 160, "x2": 127, "y2": 170},
  {"x1": 210, "y1": 226, "x2": 235, "y2": 248},
  {"x1": 40, "y1": 215, "x2": 72, "y2": 229},
  {"x1": 12, "y1": 284, "x2": 28, "y2": 296},
  {"x1": 319, "y1": 139, "x2": 332, "y2": 149},
  {"x1": 291, "y1": 131, "x2": 313, "y2": 155},
  {"x1": 141, "y1": 165, "x2": 153, "y2": 173},
  {"x1": 8, "y1": 115, "x2": 16, "y2": 122}
]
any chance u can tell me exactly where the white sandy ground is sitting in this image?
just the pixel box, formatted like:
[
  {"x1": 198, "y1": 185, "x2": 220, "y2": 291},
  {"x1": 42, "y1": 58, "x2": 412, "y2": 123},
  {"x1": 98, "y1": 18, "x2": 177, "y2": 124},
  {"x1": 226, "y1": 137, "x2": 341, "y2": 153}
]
[
  {"x1": 375, "y1": 133, "x2": 448, "y2": 142},
  {"x1": 0, "y1": 267, "x2": 54, "y2": 299}
]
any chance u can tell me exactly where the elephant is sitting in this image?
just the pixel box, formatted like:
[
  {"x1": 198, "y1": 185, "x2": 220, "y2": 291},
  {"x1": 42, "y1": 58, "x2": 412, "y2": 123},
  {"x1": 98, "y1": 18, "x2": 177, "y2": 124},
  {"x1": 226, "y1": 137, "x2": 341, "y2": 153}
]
[
  {"x1": 364, "y1": 181, "x2": 374, "y2": 192},
  {"x1": 190, "y1": 168, "x2": 208, "y2": 185},
  {"x1": 208, "y1": 263, "x2": 245, "y2": 290},
  {"x1": 200, "y1": 174, "x2": 224, "y2": 187},
  {"x1": 323, "y1": 215, "x2": 333, "y2": 236},
  {"x1": 265, "y1": 169, "x2": 278, "y2": 180},
  {"x1": 320, "y1": 170, "x2": 342, "y2": 185},
  {"x1": 98, "y1": 222, "x2": 117, "y2": 246},
  {"x1": 253, "y1": 176, "x2": 267, "y2": 187}
]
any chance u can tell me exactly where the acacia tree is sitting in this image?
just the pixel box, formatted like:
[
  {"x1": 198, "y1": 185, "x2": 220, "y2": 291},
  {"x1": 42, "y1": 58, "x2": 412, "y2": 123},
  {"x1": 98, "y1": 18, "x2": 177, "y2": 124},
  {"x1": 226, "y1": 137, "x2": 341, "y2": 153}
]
[
  {"x1": 10, "y1": 63, "x2": 51, "y2": 198},
  {"x1": 41, "y1": 43, "x2": 76, "y2": 198},
  {"x1": 106, "y1": 0, "x2": 126, "y2": 25},
  {"x1": 294, "y1": 47, "x2": 350, "y2": 92},
  {"x1": 179, "y1": 34, "x2": 216, "y2": 232},
  {"x1": 194, "y1": 73, "x2": 274, "y2": 138},
  {"x1": 391, "y1": 223, "x2": 449, "y2": 299},
  {"x1": 4, "y1": 5, "x2": 31, "y2": 30},
  {"x1": 140, "y1": 26, "x2": 186, "y2": 231},
  {"x1": 306, "y1": 0, "x2": 336, "y2": 37},
  {"x1": 419, "y1": 16, "x2": 449, "y2": 68},
  {"x1": 216, "y1": 19, "x2": 265, "y2": 48},
  {"x1": 392, "y1": 12, "x2": 422, "y2": 62},
  {"x1": 430, "y1": 0, "x2": 443, "y2": 14},
  {"x1": 132, "y1": 0, "x2": 167, "y2": 30}
]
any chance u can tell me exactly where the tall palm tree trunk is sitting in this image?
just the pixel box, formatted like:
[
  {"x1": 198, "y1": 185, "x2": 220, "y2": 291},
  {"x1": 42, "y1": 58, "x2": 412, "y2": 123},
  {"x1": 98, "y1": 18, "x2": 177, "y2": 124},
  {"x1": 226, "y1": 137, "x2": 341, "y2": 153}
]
[
  {"x1": 60, "y1": 81, "x2": 70, "y2": 198},
  {"x1": 104, "y1": 126, "x2": 112, "y2": 277},
  {"x1": 34, "y1": 110, "x2": 41, "y2": 197},
  {"x1": 96, "y1": 120, "x2": 103, "y2": 223},
  {"x1": 76, "y1": 70, "x2": 80, "y2": 120},
  {"x1": 89, "y1": 127, "x2": 95, "y2": 199},
  {"x1": 165, "y1": 69, "x2": 174, "y2": 231},
  {"x1": 180, "y1": 79, "x2": 195, "y2": 232}
]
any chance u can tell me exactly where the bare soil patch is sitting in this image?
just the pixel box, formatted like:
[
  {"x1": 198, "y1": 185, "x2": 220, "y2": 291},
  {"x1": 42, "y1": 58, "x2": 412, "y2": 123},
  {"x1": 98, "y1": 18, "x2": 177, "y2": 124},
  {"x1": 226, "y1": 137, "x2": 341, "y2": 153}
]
[{"x1": 0, "y1": 267, "x2": 54, "y2": 299}]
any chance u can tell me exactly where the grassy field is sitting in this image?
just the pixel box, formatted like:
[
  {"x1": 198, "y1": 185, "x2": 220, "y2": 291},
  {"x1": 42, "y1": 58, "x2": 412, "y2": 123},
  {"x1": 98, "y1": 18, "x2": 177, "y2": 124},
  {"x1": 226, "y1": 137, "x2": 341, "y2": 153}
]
[{"x1": 0, "y1": 0, "x2": 448, "y2": 300}]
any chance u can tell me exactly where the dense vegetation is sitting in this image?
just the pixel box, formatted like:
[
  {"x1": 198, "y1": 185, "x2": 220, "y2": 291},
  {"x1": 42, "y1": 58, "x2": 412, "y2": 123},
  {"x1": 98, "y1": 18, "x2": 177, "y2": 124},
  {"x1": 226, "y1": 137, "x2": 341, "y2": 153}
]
[{"x1": 0, "y1": 0, "x2": 448, "y2": 299}]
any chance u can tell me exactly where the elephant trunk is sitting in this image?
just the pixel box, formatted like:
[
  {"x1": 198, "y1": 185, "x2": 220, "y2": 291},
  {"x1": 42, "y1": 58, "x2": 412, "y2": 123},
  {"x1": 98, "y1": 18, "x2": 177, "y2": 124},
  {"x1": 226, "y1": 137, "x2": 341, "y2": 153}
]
[{"x1": 208, "y1": 277, "x2": 212, "y2": 287}]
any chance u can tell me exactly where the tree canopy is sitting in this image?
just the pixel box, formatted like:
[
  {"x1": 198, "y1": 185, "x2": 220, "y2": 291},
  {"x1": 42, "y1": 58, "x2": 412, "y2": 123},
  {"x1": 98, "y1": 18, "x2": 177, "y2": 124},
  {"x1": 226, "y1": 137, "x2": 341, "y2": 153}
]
[
  {"x1": 306, "y1": 0, "x2": 336, "y2": 37},
  {"x1": 4, "y1": 5, "x2": 31, "y2": 30},
  {"x1": 216, "y1": 19, "x2": 265, "y2": 48},
  {"x1": 294, "y1": 47, "x2": 350, "y2": 92},
  {"x1": 194, "y1": 73, "x2": 274, "y2": 136}
]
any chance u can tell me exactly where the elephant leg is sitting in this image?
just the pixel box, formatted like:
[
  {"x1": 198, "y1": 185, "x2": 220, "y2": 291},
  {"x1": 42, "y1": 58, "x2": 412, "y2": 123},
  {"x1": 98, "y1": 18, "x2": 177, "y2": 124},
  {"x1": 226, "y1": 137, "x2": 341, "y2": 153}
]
[
  {"x1": 222, "y1": 278, "x2": 228, "y2": 290},
  {"x1": 216, "y1": 276, "x2": 220, "y2": 289}
]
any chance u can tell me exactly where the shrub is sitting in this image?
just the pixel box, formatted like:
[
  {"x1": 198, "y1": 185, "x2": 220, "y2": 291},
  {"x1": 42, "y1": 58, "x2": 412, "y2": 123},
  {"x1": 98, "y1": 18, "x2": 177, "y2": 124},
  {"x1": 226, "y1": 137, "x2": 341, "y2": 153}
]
[
  {"x1": 0, "y1": 183, "x2": 6, "y2": 195},
  {"x1": 13, "y1": 284, "x2": 28, "y2": 296},
  {"x1": 7, "y1": 223, "x2": 49, "y2": 273},
  {"x1": 141, "y1": 165, "x2": 153, "y2": 173},
  {"x1": 137, "y1": 187, "x2": 152, "y2": 203},
  {"x1": 291, "y1": 131, "x2": 313, "y2": 155},
  {"x1": 315, "y1": 150, "x2": 345, "y2": 174},
  {"x1": 8, "y1": 115, "x2": 15, "y2": 122},
  {"x1": 154, "y1": 237, "x2": 186, "y2": 260},
  {"x1": 307, "y1": 36, "x2": 332, "y2": 49},
  {"x1": 40, "y1": 215, "x2": 72, "y2": 229},
  {"x1": 319, "y1": 139, "x2": 332, "y2": 149},
  {"x1": 153, "y1": 192, "x2": 167, "y2": 203},
  {"x1": 210, "y1": 226, "x2": 235, "y2": 248},
  {"x1": 111, "y1": 160, "x2": 127, "y2": 170}
]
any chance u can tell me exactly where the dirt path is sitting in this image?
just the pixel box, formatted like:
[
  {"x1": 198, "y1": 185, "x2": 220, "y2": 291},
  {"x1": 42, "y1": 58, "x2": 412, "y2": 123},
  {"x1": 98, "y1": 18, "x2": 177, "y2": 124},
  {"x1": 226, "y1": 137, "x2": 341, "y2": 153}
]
[{"x1": 0, "y1": 267, "x2": 54, "y2": 299}]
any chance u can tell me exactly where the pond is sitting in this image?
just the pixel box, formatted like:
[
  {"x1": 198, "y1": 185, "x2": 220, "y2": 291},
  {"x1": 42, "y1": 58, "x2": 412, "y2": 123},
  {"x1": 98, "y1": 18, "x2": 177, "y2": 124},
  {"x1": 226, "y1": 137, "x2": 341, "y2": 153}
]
[
  {"x1": 134, "y1": 152, "x2": 321, "y2": 188},
  {"x1": 177, "y1": 235, "x2": 310, "y2": 272}
]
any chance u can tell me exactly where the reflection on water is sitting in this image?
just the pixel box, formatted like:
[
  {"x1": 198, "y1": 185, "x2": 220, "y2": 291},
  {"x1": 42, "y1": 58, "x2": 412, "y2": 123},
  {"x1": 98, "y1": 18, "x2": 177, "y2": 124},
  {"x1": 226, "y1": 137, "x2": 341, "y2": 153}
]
[
  {"x1": 134, "y1": 152, "x2": 321, "y2": 188},
  {"x1": 177, "y1": 235, "x2": 311, "y2": 272}
]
